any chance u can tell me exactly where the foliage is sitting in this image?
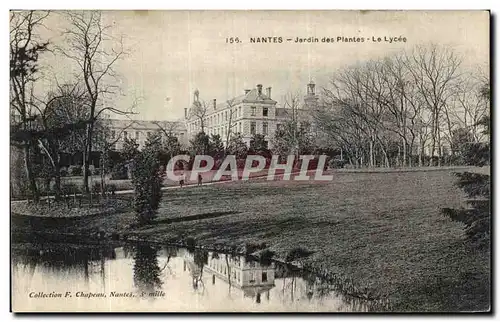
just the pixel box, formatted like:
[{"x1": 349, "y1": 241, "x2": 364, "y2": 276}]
[
  {"x1": 226, "y1": 132, "x2": 248, "y2": 159},
  {"x1": 161, "y1": 133, "x2": 182, "y2": 163},
  {"x1": 189, "y1": 131, "x2": 210, "y2": 155},
  {"x1": 110, "y1": 163, "x2": 128, "y2": 180},
  {"x1": 121, "y1": 137, "x2": 140, "y2": 162},
  {"x1": 133, "y1": 244, "x2": 163, "y2": 293},
  {"x1": 209, "y1": 134, "x2": 224, "y2": 158},
  {"x1": 68, "y1": 165, "x2": 82, "y2": 176},
  {"x1": 249, "y1": 133, "x2": 269, "y2": 153},
  {"x1": 285, "y1": 247, "x2": 314, "y2": 263},
  {"x1": 61, "y1": 182, "x2": 80, "y2": 195},
  {"x1": 271, "y1": 121, "x2": 312, "y2": 159},
  {"x1": 131, "y1": 135, "x2": 163, "y2": 225},
  {"x1": 442, "y1": 172, "x2": 490, "y2": 249}
]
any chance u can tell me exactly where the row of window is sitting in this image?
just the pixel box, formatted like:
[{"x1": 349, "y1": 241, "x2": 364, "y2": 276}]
[
  {"x1": 209, "y1": 260, "x2": 242, "y2": 283},
  {"x1": 111, "y1": 130, "x2": 185, "y2": 140},
  {"x1": 250, "y1": 121, "x2": 268, "y2": 135},
  {"x1": 190, "y1": 106, "x2": 271, "y2": 131},
  {"x1": 190, "y1": 121, "x2": 275, "y2": 136}
]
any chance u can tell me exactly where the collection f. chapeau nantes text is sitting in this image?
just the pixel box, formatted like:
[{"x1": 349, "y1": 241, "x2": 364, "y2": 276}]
[
  {"x1": 29, "y1": 291, "x2": 166, "y2": 299},
  {"x1": 225, "y1": 36, "x2": 408, "y2": 44}
]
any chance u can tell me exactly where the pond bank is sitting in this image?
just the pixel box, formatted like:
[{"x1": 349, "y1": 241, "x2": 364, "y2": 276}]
[{"x1": 10, "y1": 169, "x2": 491, "y2": 312}]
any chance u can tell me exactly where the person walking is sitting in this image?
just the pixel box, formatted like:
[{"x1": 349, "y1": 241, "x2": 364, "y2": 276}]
[
  {"x1": 197, "y1": 173, "x2": 203, "y2": 186},
  {"x1": 179, "y1": 172, "x2": 185, "y2": 188}
]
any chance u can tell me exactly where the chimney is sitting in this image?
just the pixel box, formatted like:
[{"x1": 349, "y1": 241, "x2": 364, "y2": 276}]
[
  {"x1": 266, "y1": 87, "x2": 272, "y2": 99},
  {"x1": 184, "y1": 108, "x2": 187, "y2": 118},
  {"x1": 213, "y1": 99, "x2": 217, "y2": 109},
  {"x1": 244, "y1": 89, "x2": 251, "y2": 95},
  {"x1": 307, "y1": 81, "x2": 316, "y2": 96},
  {"x1": 256, "y1": 84, "x2": 263, "y2": 96}
]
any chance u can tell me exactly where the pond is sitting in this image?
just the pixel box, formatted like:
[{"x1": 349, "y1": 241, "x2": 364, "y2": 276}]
[{"x1": 11, "y1": 242, "x2": 387, "y2": 312}]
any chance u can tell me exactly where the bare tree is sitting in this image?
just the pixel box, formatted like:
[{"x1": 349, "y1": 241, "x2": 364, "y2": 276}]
[
  {"x1": 224, "y1": 98, "x2": 238, "y2": 151},
  {"x1": 190, "y1": 100, "x2": 209, "y2": 133},
  {"x1": 272, "y1": 91, "x2": 305, "y2": 160},
  {"x1": 404, "y1": 44, "x2": 462, "y2": 166},
  {"x1": 10, "y1": 10, "x2": 51, "y2": 201},
  {"x1": 60, "y1": 10, "x2": 134, "y2": 193}
]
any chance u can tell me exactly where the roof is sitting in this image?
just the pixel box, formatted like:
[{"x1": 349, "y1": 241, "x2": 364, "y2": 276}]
[{"x1": 207, "y1": 88, "x2": 277, "y2": 115}]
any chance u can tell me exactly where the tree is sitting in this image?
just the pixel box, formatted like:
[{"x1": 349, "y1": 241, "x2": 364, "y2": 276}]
[
  {"x1": 61, "y1": 11, "x2": 134, "y2": 193},
  {"x1": 10, "y1": 10, "x2": 51, "y2": 202},
  {"x1": 224, "y1": 98, "x2": 238, "y2": 150},
  {"x1": 131, "y1": 134, "x2": 163, "y2": 226},
  {"x1": 133, "y1": 243, "x2": 163, "y2": 293},
  {"x1": 249, "y1": 133, "x2": 268, "y2": 153},
  {"x1": 209, "y1": 134, "x2": 224, "y2": 159},
  {"x1": 405, "y1": 44, "x2": 462, "y2": 166},
  {"x1": 152, "y1": 120, "x2": 183, "y2": 163},
  {"x1": 271, "y1": 121, "x2": 312, "y2": 161},
  {"x1": 189, "y1": 132, "x2": 210, "y2": 155},
  {"x1": 189, "y1": 90, "x2": 209, "y2": 133},
  {"x1": 442, "y1": 172, "x2": 490, "y2": 249},
  {"x1": 226, "y1": 133, "x2": 248, "y2": 159}
]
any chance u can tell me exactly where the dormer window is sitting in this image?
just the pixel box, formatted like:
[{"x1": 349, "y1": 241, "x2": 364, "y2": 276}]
[
  {"x1": 263, "y1": 107, "x2": 268, "y2": 117},
  {"x1": 251, "y1": 106, "x2": 256, "y2": 116}
]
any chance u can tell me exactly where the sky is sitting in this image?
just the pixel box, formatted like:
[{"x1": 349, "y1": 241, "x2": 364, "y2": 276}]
[{"x1": 35, "y1": 10, "x2": 489, "y2": 121}]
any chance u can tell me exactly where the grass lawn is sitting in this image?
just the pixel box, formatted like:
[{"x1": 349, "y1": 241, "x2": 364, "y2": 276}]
[{"x1": 19, "y1": 168, "x2": 490, "y2": 312}]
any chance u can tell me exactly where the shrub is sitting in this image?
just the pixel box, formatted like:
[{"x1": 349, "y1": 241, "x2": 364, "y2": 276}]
[
  {"x1": 442, "y1": 172, "x2": 490, "y2": 249},
  {"x1": 131, "y1": 149, "x2": 162, "y2": 225},
  {"x1": 91, "y1": 181, "x2": 102, "y2": 194},
  {"x1": 93, "y1": 168, "x2": 101, "y2": 176},
  {"x1": 111, "y1": 163, "x2": 128, "y2": 180},
  {"x1": 88, "y1": 164, "x2": 96, "y2": 175},
  {"x1": 68, "y1": 165, "x2": 82, "y2": 176},
  {"x1": 60, "y1": 167, "x2": 68, "y2": 177},
  {"x1": 61, "y1": 182, "x2": 80, "y2": 196},
  {"x1": 329, "y1": 158, "x2": 347, "y2": 169},
  {"x1": 105, "y1": 184, "x2": 117, "y2": 195}
]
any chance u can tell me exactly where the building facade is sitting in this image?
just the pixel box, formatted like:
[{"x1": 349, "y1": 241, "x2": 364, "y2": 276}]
[
  {"x1": 185, "y1": 82, "x2": 319, "y2": 149},
  {"x1": 105, "y1": 119, "x2": 188, "y2": 151}
]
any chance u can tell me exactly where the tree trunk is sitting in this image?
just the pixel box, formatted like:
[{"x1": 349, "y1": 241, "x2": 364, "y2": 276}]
[
  {"x1": 82, "y1": 122, "x2": 94, "y2": 193},
  {"x1": 402, "y1": 138, "x2": 407, "y2": 167},
  {"x1": 437, "y1": 128, "x2": 442, "y2": 167},
  {"x1": 53, "y1": 161, "x2": 61, "y2": 201},
  {"x1": 369, "y1": 140, "x2": 374, "y2": 168},
  {"x1": 23, "y1": 144, "x2": 39, "y2": 202}
]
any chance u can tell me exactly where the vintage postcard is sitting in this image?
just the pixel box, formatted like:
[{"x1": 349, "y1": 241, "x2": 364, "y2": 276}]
[{"x1": 10, "y1": 10, "x2": 490, "y2": 312}]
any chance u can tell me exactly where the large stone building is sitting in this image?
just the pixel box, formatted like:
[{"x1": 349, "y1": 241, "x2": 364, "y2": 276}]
[
  {"x1": 185, "y1": 82, "x2": 319, "y2": 149},
  {"x1": 105, "y1": 119, "x2": 188, "y2": 151}
]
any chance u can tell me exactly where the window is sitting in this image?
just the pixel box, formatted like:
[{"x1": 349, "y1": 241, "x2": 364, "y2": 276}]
[
  {"x1": 262, "y1": 272, "x2": 268, "y2": 282},
  {"x1": 263, "y1": 122, "x2": 268, "y2": 135},
  {"x1": 147, "y1": 131, "x2": 151, "y2": 137},
  {"x1": 123, "y1": 131, "x2": 128, "y2": 139},
  {"x1": 135, "y1": 131, "x2": 140, "y2": 139},
  {"x1": 111, "y1": 130, "x2": 116, "y2": 139},
  {"x1": 238, "y1": 122, "x2": 242, "y2": 133},
  {"x1": 225, "y1": 111, "x2": 227, "y2": 121},
  {"x1": 251, "y1": 106, "x2": 256, "y2": 116},
  {"x1": 249, "y1": 272, "x2": 255, "y2": 283},
  {"x1": 238, "y1": 106, "x2": 241, "y2": 117},
  {"x1": 263, "y1": 107, "x2": 268, "y2": 117},
  {"x1": 277, "y1": 123, "x2": 283, "y2": 131},
  {"x1": 250, "y1": 121, "x2": 256, "y2": 135}
]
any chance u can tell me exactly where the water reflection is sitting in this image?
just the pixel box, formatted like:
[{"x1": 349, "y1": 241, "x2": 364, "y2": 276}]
[
  {"x1": 132, "y1": 243, "x2": 163, "y2": 293},
  {"x1": 11, "y1": 242, "x2": 389, "y2": 312}
]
